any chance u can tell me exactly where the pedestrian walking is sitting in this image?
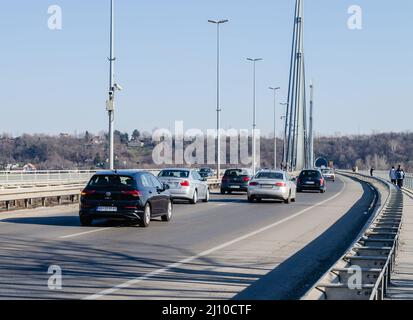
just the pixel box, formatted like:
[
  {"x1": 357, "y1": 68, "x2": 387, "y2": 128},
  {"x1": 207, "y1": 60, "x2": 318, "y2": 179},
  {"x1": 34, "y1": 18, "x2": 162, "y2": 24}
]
[
  {"x1": 389, "y1": 166, "x2": 397, "y2": 185},
  {"x1": 396, "y1": 165, "x2": 405, "y2": 188}
]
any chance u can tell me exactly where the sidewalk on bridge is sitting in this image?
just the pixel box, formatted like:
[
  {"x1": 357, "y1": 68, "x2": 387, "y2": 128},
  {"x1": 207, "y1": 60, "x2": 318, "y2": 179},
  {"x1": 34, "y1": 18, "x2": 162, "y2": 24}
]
[{"x1": 386, "y1": 192, "x2": 413, "y2": 300}]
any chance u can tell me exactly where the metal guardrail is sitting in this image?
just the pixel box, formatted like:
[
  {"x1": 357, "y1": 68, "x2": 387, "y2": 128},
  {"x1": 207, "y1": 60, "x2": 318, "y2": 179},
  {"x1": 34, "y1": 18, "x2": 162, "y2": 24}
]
[
  {"x1": 0, "y1": 175, "x2": 222, "y2": 211},
  {"x1": 0, "y1": 170, "x2": 97, "y2": 188},
  {"x1": 303, "y1": 172, "x2": 402, "y2": 300},
  {"x1": 0, "y1": 169, "x2": 220, "y2": 188}
]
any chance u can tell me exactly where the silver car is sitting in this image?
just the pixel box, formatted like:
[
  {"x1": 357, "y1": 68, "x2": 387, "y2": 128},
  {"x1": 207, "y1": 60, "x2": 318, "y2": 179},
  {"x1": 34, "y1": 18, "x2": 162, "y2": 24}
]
[
  {"x1": 321, "y1": 168, "x2": 335, "y2": 182},
  {"x1": 247, "y1": 170, "x2": 297, "y2": 203},
  {"x1": 158, "y1": 169, "x2": 209, "y2": 204}
]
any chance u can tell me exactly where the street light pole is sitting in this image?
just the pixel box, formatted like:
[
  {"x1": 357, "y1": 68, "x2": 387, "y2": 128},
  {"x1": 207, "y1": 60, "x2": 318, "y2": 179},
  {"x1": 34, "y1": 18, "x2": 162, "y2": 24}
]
[
  {"x1": 106, "y1": 0, "x2": 122, "y2": 170},
  {"x1": 209, "y1": 19, "x2": 229, "y2": 180},
  {"x1": 280, "y1": 102, "x2": 289, "y2": 170},
  {"x1": 309, "y1": 81, "x2": 314, "y2": 168},
  {"x1": 269, "y1": 87, "x2": 280, "y2": 169},
  {"x1": 247, "y1": 58, "x2": 263, "y2": 175}
]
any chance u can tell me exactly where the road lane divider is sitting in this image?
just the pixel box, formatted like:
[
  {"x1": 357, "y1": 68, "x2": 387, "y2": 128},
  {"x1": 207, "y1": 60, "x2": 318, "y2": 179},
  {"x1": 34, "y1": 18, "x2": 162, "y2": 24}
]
[{"x1": 60, "y1": 227, "x2": 114, "y2": 239}]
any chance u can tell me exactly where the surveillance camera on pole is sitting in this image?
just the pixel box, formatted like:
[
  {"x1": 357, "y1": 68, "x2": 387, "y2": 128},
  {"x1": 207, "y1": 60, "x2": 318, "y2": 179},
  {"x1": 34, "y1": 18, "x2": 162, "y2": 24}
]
[{"x1": 114, "y1": 83, "x2": 123, "y2": 91}]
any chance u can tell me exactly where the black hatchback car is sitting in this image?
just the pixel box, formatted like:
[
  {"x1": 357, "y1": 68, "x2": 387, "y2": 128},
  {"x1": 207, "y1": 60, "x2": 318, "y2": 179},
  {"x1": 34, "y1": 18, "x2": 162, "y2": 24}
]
[
  {"x1": 221, "y1": 168, "x2": 253, "y2": 194},
  {"x1": 79, "y1": 170, "x2": 172, "y2": 228},
  {"x1": 296, "y1": 169, "x2": 326, "y2": 193}
]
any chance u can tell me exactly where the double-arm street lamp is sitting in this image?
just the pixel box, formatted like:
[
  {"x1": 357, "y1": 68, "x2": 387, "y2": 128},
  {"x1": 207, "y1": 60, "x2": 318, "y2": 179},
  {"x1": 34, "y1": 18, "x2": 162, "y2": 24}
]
[
  {"x1": 208, "y1": 19, "x2": 229, "y2": 180},
  {"x1": 247, "y1": 58, "x2": 263, "y2": 175}
]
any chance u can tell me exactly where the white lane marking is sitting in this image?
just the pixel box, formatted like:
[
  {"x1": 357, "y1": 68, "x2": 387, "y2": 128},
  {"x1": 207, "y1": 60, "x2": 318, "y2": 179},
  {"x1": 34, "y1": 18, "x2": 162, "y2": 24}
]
[
  {"x1": 84, "y1": 177, "x2": 346, "y2": 300},
  {"x1": 60, "y1": 227, "x2": 114, "y2": 239}
]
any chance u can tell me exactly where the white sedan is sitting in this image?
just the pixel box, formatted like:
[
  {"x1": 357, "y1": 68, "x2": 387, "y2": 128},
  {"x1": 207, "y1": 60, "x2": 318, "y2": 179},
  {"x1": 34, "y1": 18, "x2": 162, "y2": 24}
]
[{"x1": 247, "y1": 170, "x2": 297, "y2": 204}]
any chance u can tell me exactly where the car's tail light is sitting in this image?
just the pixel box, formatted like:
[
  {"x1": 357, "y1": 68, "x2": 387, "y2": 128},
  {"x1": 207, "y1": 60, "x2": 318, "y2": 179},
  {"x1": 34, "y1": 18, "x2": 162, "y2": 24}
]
[
  {"x1": 180, "y1": 180, "x2": 190, "y2": 187},
  {"x1": 243, "y1": 177, "x2": 251, "y2": 182},
  {"x1": 249, "y1": 182, "x2": 258, "y2": 186},
  {"x1": 296, "y1": 178, "x2": 301, "y2": 184},
  {"x1": 121, "y1": 190, "x2": 141, "y2": 197},
  {"x1": 222, "y1": 176, "x2": 229, "y2": 182},
  {"x1": 81, "y1": 190, "x2": 96, "y2": 197},
  {"x1": 320, "y1": 178, "x2": 324, "y2": 185},
  {"x1": 124, "y1": 206, "x2": 138, "y2": 209},
  {"x1": 275, "y1": 182, "x2": 286, "y2": 187}
]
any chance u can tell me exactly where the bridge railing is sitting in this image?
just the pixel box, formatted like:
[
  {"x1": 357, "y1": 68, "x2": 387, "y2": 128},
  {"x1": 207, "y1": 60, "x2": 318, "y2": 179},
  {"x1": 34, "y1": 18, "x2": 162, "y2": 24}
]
[{"x1": 0, "y1": 170, "x2": 97, "y2": 188}]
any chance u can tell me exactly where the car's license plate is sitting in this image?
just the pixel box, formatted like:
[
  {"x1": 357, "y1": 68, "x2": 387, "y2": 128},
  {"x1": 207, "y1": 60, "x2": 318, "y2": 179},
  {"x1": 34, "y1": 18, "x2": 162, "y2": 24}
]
[
  {"x1": 230, "y1": 186, "x2": 240, "y2": 189},
  {"x1": 261, "y1": 185, "x2": 273, "y2": 189},
  {"x1": 97, "y1": 206, "x2": 117, "y2": 212},
  {"x1": 306, "y1": 181, "x2": 315, "y2": 185}
]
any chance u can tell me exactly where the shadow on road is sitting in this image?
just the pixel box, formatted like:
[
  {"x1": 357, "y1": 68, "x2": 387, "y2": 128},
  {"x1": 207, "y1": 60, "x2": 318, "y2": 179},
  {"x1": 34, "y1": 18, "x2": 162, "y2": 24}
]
[
  {"x1": 0, "y1": 216, "x2": 145, "y2": 228},
  {"x1": 233, "y1": 176, "x2": 379, "y2": 300}
]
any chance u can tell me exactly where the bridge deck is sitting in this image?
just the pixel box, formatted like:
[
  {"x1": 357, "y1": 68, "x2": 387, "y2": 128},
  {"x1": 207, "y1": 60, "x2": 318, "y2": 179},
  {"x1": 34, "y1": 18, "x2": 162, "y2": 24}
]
[{"x1": 386, "y1": 193, "x2": 413, "y2": 300}]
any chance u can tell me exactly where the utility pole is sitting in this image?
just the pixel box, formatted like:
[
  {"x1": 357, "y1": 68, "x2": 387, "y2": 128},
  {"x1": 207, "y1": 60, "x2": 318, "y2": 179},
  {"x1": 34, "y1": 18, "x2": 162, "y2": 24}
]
[
  {"x1": 247, "y1": 58, "x2": 263, "y2": 175},
  {"x1": 208, "y1": 19, "x2": 229, "y2": 180},
  {"x1": 269, "y1": 87, "x2": 281, "y2": 169}
]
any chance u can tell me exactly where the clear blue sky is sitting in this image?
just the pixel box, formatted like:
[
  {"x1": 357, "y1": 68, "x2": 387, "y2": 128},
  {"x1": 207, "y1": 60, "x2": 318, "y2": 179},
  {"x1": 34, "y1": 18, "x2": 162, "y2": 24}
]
[{"x1": 0, "y1": 0, "x2": 412, "y2": 137}]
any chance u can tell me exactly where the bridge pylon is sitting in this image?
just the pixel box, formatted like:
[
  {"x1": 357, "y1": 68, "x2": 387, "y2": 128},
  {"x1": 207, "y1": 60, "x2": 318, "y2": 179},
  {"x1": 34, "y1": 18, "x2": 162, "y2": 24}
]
[{"x1": 283, "y1": 0, "x2": 309, "y2": 172}]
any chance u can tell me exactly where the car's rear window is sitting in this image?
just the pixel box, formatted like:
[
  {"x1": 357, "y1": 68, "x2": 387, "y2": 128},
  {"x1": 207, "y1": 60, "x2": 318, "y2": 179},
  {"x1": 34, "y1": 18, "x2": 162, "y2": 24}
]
[
  {"x1": 255, "y1": 172, "x2": 284, "y2": 180},
  {"x1": 159, "y1": 170, "x2": 189, "y2": 178},
  {"x1": 224, "y1": 169, "x2": 250, "y2": 177},
  {"x1": 300, "y1": 171, "x2": 321, "y2": 178},
  {"x1": 87, "y1": 175, "x2": 136, "y2": 190}
]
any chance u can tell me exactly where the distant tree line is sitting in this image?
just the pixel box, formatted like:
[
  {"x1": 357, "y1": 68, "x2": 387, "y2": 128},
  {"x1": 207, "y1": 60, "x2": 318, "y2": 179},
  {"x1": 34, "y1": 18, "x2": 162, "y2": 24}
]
[{"x1": 0, "y1": 131, "x2": 411, "y2": 172}]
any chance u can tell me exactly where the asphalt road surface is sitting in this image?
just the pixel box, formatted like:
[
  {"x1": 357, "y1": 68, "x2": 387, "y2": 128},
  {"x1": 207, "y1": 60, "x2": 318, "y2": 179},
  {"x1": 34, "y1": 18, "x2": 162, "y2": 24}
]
[{"x1": 0, "y1": 175, "x2": 375, "y2": 300}]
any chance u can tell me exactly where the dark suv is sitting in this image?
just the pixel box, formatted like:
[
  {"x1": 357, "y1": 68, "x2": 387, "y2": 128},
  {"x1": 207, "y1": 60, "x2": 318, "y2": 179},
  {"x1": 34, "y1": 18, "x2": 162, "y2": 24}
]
[
  {"x1": 79, "y1": 170, "x2": 172, "y2": 228},
  {"x1": 221, "y1": 168, "x2": 253, "y2": 194},
  {"x1": 296, "y1": 169, "x2": 326, "y2": 193}
]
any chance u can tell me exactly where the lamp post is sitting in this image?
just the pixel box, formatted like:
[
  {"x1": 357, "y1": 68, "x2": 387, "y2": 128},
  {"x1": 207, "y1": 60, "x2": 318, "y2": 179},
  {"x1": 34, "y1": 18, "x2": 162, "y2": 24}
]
[
  {"x1": 280, "y1": 102, "x2": 289, "y2": 170},
  {"x1": 309, "y1": 81, "x2": 314, "y2": 168},
  {"x1": 247, "y1": 58, "x2": 263, "y2": 175},
  {"x1": 208, "y1": 19, "x2": 229, "y2": 180},
  {"x1": 106, "y1": 0, "x2": 122, "y2": 170},
  {"x1": 269, "y1": 87, "x2": 281, "y2": 169}
]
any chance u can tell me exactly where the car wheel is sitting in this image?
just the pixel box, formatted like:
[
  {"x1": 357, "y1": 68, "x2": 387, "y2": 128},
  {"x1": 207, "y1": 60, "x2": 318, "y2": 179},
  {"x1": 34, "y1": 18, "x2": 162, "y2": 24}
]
[
  {"x1": 220, "y1": 189, "x2": 226, "y2": 195},
  {"x1": 190, "y1": 190, "x2": 198, "y2": 204},
  {"x1": 202, "y1": 189, "x2": 210, "y2": 203},
  {"x1": 247, "y1": 196, "x2": 254, "y2": 203},
  {"x1": 79, "y1": 215, "x2": 93, "y2": 227},
  {"x1": 140, "y1": 203, "x2": 151, "y2": 227},
  {"x1": 256, "y1": 197, "x2": 262, "y2": 203},
  {"x1": 161, "y1": 201, "x2": 173, "y2": 222},
  {"x1": 284, "y1": 193, "x2": 292, "y2": 204}
]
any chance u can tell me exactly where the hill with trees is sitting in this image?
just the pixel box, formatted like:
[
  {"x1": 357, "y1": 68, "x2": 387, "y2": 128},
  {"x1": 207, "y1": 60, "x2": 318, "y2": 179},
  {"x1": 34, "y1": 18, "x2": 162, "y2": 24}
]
[{"x1": 0, "y1": 131, "x2": 411, "y2": 172}]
